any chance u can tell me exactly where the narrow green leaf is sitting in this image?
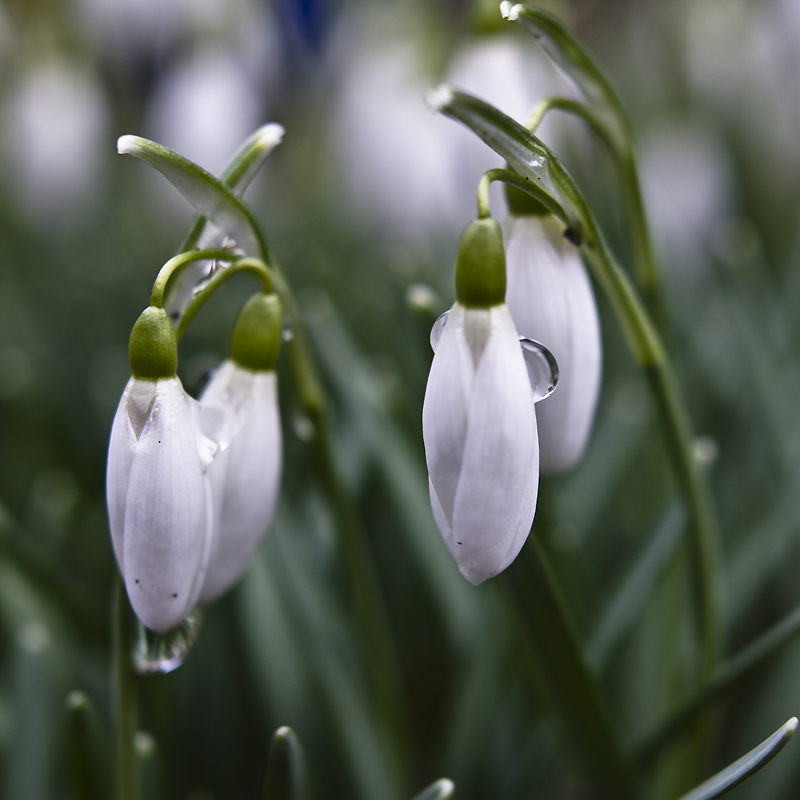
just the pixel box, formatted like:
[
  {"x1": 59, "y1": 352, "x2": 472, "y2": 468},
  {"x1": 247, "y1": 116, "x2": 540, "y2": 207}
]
[
  {"x1": 411, "y1": 779, "x2": 455, "y2": 800},
  {"x1": 675, "y1": 718, "x2": 797, "y2": 800},
  {"x1": 117, "y1": 135, "x2": 267, "y2": 260},
  {"x1": 179, "y1": 123, "x2": 284, "y2": 252},
  {"x1": 260, "y1": 727, "x2": 312, "y2": 800},
  {"x1": 65, "y1": 691, "x2": 110, "y2": 800},
  {"x1": 505, "y1": 537, "x2": 635, "y2": 800},
  {"x1": 134, "y1": 731, "x2": 162, "y2": 800},
  {"x1": 587, "y1": 500, "x2": 685, "y2": 669},
  {"x1": 501, "y1": 4, "x2": 628, "y2": 149}
]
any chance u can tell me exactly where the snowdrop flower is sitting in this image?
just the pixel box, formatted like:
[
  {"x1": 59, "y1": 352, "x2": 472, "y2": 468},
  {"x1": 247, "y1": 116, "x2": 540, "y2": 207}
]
[
  {"x1": 504, "y1": 209, "x2": 601, "y2": 473},
  {"x1": 106, "y1": 307, "x2": 213, "y2": 633},
  {"x1": 198, "y1": 292, "x2": 283, "y2": 602},
  {"x1": 423, "y1": 219, "x2": 539, "y2": 584}
]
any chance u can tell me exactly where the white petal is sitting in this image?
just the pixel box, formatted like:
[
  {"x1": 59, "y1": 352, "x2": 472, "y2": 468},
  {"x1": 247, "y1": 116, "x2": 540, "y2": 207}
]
[
  {"x1": 199, "y1": 366, "x2": 282, "y2": 602},
  {"x1": 422, "y1": 304, "x2": 475, "y2": 529},
  {"x1": 505, "y1": 215, "x2": 602, "y2": 473},
  {"x1": 122, "y1": 378, "x2": 212, "y2": 633},
  {"x1": 106, "y1": 377, "x2": 138, "y2": 572},
  {"x1": 451, "y1": 305, "x2": 538, "y2": 584}
]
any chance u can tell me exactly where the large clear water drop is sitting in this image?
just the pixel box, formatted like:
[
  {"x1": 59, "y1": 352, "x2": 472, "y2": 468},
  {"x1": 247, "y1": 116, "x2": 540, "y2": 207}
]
[
  {"x1": 430, "y1": 310, "x2": 449, "y2": 352},
  {"x1": 520, "y1": 338, "x2": 559, "y2": 402},
  {"x1": 132, "y1": 610, "x2": 203, "y2": 674}
]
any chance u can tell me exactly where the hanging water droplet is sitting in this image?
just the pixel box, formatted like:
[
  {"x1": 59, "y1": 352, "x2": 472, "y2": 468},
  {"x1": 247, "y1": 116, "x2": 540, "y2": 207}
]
[
  {"x1": 430, "y1": 310, "x2": 450, "y2": 352},
  {"x1": 132, "y1": 610, "x2": 203, "y2": 675},
  {"x1": 530, "y1": 156, "x2": 545, "y2": 169},
  {"x1": 282, "y1": 315, "x2": 294, "y2": 342},
  {"x1": 520, "y1": 338, "x2": 559, "y2": 402}
]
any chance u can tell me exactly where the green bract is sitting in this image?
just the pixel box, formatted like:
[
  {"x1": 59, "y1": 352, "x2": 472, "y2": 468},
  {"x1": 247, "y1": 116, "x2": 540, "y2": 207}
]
[
  {"x1": 454, "y1": 218, "x2": 506, "y2": 308},
  {"x1": 128, "y1": 307, "x2": 178, "y2": 380},
  {"x1": 505, "y1": 182, "x2": 550, "y2": 217},
  {"x1": 231, "y1": 292, "x2": 284, "y2": 372}
]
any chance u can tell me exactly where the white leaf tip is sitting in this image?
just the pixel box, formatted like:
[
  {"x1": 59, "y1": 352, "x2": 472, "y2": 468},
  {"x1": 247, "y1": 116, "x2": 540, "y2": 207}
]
[
  {"x1": 117, "y1": 134, "x2": 143, "y2": 155},
  {"x1": 508, "y1": 3, "x2": 522, "y2": 20},
  {"x1": 256, "y1": 122, "x2": 285, "y2": 150},
  {"x1": 426, "y1": 84, "x2": 454, "y2": 113},
  {"x1": 499, "y1": 1, "x2": 512, "y2": 18},
  {"x1": 786, "y1": 717, "x2": 798, "y2": 734},
  {"x1": 436, "y1": 779, "x2": 455, "y2": 797}
]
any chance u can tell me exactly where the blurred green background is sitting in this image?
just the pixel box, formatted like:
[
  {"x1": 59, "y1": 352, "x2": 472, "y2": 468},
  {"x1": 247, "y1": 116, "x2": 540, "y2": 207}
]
[{"x1": 2, "y1": 0, "x2": 800, "y2": 798}]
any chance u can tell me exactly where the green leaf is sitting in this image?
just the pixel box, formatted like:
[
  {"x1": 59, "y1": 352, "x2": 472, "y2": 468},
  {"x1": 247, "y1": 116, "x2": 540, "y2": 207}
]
[
  {"x1": 500, "y1": 4, "x2": 628, "y2": 149},
  {"x1": 260, "y1": 726, "x2": 313, "y2": 800},
  {"x1": 133, "y1": 731, "x2": 162, "y2": 800},
  {"x1": 180, "y1": 123, "x2": 284, "y2": 253},
  {"x1": 117, "y1": 135, "x2": 267, "y2": 260},
  {"x1": 587, "y1": 500, "x2": 685, "y2": 669},
  {"x1": 65, "y1": 691, "x2": 111, "y2": 800},
  {"x1": 411, "y1": 779, "x2": 455, "y2": 800},
  {"x1": 675, "y1": 718, "x2": 798, "y2": 800}
]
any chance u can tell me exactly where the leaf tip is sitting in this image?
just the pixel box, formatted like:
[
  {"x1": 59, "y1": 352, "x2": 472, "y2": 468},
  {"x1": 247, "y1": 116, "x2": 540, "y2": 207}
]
[
  {"x1": 274, "y1": 725, "x2": 293, "y2": 739},
  {"x1": 117, "y1": 134, "x2": 145, "y2": 156},
  {"x1": 436, "y1": 779, "x2": 455, "y2": 798},
  {"x1": 256, "y1": 123, "x2": 285, "y2": 151},
  {"x1": 503, "y1": 3, "x2": 522, "y2": 21},
  {"x1": 785, "y1": 717, "x2": 798, "y2": 737},
  {"x1": 499, "y1": 1, "x2": 512, "y2": 17},
  {"x1": 426, "y1": 84, "x2": 454, "y2": 113}
]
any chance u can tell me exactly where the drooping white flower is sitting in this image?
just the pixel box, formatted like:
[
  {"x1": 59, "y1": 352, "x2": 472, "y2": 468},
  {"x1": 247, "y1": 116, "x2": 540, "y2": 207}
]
[
  {"x1": 423, "y1": 301, "x2": 539, "y2": 585},
  {"x1": 107, "y1": 375, "x2": 213, "y2": 633},
  {"x1": 198, "y1": 359, "x2": 282, "y2": 603},
  {"x1": 504, "y1": 213, "x2": 601, "y2": 474}
]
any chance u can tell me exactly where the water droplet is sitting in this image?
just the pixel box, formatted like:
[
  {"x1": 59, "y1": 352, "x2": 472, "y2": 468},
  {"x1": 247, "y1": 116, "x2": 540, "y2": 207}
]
[
  {"x1": 430, "y1": 310, "x2": 449, "y2": 352},
  {"x1": 132, "y1": 610, "x2": 202, "y2": 674},
  {"x1": 530, "y1": 156, "x2": 545, "y2": 169},
  {"x1": 520, "y1": 338, "x2": 559, "y2": 402}
]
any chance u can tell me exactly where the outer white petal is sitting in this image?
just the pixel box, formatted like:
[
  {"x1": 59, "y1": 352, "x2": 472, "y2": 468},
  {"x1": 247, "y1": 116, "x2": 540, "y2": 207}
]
[
  {"x1": 106, "y1": 377, "x2": 139, "y2": 572},
  {"x1": 450, "y1": 305, "x2": 538, "y2": 584},
  {"x1": 505, "y1": 215, "x2": 602, "y2": 473},
  {"x1": 122, "y1": 378, "x2": 212, "y2": 633},
  {"x1": 422, "y1": 304, "x2": 475, "y2": 530},
  {"x1": 199, "y1": 364, "x2": 282, "y2": 603}
]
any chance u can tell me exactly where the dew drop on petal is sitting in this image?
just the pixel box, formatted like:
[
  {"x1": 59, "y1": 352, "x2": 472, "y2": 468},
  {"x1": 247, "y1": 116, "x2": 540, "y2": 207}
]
[
  {"x1": 520, "y1": 337, "x2": 559, "y2": 402},
  {"x1": 132, "y1": 610, "x2": 203, "y2": 675},
  {"x1": 430, "y1": 310, "x2": 450, "y2": 353}
]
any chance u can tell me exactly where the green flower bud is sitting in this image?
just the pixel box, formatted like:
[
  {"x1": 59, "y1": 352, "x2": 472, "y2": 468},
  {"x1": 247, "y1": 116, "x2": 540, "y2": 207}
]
[
  {"x1": 505, "y1": 182, "x2": 550, "y2": 217},
  {"x1": 128, "y1": 307, "x2": 178, "y2": 380},
  {"x1": 231, "y1": 292, "x2": 283, "y2": 372},
  {"x1": 455, "y1": 218, "x2": 506, "y2": 308}
]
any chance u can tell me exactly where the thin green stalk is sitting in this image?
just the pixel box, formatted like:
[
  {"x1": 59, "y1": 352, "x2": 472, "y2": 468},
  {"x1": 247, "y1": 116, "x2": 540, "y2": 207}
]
[
  {"x1": 150, "y1": 248, "x2": 247, "y2": 309},
  {"x1": 636, "y1": 600, "x2": 800, "y2": 763},
  {"x1": 504, "y1": 536, "x2": 635, "y2": 800},
  {"x1": 112, "y1": 577, "x2": 139, "y2": 800},
  {"x1": 175, "y1": 257, "x2": 273, "y2": 340}
]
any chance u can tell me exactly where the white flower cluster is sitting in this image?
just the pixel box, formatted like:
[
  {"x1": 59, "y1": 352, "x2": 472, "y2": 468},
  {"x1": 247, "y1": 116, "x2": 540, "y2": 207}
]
[{"x1": 107, "y1": 308, "x2": 282, "y2": 634}]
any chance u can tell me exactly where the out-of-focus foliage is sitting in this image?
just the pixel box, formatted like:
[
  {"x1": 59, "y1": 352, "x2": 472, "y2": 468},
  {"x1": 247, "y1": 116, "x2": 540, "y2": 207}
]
[{"x1": 2, "y1": 0, "x2": 800, "y2": 798}]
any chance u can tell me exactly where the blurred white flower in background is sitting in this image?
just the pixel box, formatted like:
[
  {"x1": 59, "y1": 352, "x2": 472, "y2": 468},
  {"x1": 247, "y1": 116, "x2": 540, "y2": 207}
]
[
  {"x1": 2, "y1": 59, "x2": 109, "y2": 224},
  {"x1": 640, "y1": 120, "x2": 732, "y2": 275},
  {"x1": 145, "y1": 48, "x2": 265, "y2": 175},
  {"x1": 332, "y1": 7, "x2": 563, "y2": 236}
]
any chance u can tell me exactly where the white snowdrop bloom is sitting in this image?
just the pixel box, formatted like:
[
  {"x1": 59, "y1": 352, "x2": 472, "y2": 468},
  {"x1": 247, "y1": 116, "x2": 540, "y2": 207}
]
[
  {"x1": 106, "y1": 307, "x2": 214, "y2": 633},
  {"x1": 3, "y1": 59, "x2": 109, "y2": 223},
  {"x1": 504, "y1": 213, "x2": 601, "y2": 474},
  {"x1": 198, "y1": 360, "x2": 282, "y2": 602},
  {"x1": 107, "y1": 376, "x2": 213, "y2": 634},
  {"x1": 423, "y1": 302, "x2": 539, "y2": 584},
  {"x1": 423, "y1": 218, "x2": 539, "y2": 584}
]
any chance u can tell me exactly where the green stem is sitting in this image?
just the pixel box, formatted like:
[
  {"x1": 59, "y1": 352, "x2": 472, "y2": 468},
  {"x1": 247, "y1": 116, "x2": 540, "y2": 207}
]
[
  {"x1": 504, "y1": 537, "x2": 635, "y2": 800},
  {"x1": 112, "y1": 577, "x2": 139, "y2": 800},
  {"x1": 636, "y1": 599, "x2": 800, "y2": 763},
  {"x1": 485, "y1": 171, "x2": 723, "y2": 680},
  {"x1": 527, "y1": 97, "x2": 670, "y2": 339},
  {"x1": 150, "y1": 249, "x2": 246, "y2": 309},
  {"x1": 477, "y1": 169, "x2": 568, "y2": 225},
  {"x1": 175, "y1": 258, "x2": 273, "y2": 341}
]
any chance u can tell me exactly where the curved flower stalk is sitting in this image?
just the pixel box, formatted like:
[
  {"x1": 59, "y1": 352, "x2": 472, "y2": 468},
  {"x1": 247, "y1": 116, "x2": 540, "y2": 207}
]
[
  {"x1": 107, "y1": 308, "x2": 214, "y2": 634},
  {"x1": 198, "y1": 292, "x2": 284, "y2": 603},
  {"x1": 504, "y1": 212, "x2": 601, "y2": 473},
  {"x1": 423, "y1": 219, "x2": 539, "y2": 584}
]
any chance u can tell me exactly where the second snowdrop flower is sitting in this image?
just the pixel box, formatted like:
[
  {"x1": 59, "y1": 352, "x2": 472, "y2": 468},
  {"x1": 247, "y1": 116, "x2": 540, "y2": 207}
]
[
  {"x1": 199, "y1": 291, "x2": 284, "y2": 603},
  {"x1": 423, "y1": 218, "x2": 541, "y2": 585},
  {"x1": 504, "y1": 199, "x2": 602, "y2": 474}
]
